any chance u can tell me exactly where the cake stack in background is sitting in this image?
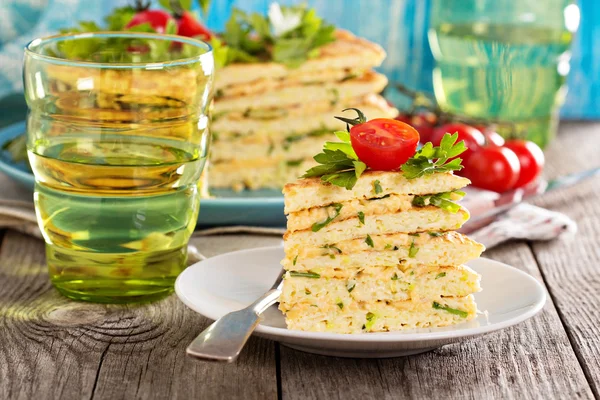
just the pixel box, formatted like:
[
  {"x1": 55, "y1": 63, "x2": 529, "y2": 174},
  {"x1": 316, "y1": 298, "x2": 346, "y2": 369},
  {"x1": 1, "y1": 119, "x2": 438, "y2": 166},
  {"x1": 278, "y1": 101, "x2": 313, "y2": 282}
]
[
  {"x1": 209, "y1": 30, "x2": 397, "y2": 191},
  {"x1": 279, "y1": 170, "x2": 485, "y2": 333}
]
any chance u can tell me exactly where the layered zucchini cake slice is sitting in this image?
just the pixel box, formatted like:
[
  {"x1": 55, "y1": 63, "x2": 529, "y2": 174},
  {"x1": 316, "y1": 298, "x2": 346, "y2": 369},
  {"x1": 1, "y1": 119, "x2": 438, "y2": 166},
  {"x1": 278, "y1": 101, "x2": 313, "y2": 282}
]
[
  {"x1": 210, "y1": 24, "x2": 397, "y2": 191},
  {"x1": 279, "y1": 113, "x2": 485, "y2": 333}
]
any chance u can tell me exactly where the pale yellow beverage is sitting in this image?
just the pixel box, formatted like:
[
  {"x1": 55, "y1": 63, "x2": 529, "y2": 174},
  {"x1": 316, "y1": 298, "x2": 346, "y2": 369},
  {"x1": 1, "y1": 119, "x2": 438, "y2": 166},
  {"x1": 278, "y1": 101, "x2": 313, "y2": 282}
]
[{"x1": 24, "y1": 32, "x2": 214, "y2": 303}]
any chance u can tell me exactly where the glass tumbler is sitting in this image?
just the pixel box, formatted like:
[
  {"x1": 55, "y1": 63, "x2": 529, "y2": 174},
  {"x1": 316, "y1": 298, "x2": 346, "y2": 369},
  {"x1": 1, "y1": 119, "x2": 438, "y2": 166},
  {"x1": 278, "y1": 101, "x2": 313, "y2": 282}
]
[
  {"x1": 23, "y1": 32, "x2": 214, "y2": 303},
  {"x1": 429, "y1": 0, "x2": 580, "y2": 148}
]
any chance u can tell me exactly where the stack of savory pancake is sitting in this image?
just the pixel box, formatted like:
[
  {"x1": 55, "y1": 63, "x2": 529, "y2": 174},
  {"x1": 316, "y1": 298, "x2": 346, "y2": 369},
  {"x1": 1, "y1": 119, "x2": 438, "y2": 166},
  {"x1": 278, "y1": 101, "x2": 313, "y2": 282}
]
[
  {"x1": 209, "y1": 30, "x2": 397, "y2": 191},
  {"x1": 279, "y1": 170, "x2": 485, "y2": 333}
]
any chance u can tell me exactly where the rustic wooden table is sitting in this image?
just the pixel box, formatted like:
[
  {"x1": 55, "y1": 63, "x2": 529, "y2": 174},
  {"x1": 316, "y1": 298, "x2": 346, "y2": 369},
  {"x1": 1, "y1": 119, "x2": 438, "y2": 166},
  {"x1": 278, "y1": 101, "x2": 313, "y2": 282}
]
[{"x1": 0, "y1": 122, "x2": 599, "y2": 400}]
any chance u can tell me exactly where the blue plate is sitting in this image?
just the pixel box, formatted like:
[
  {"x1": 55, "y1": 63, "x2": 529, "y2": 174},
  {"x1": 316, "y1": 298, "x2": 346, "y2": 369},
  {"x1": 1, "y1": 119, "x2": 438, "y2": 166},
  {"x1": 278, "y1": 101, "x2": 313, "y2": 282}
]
[{"x1": 0, "y1": 121, "x2": 285, "y2": 227}]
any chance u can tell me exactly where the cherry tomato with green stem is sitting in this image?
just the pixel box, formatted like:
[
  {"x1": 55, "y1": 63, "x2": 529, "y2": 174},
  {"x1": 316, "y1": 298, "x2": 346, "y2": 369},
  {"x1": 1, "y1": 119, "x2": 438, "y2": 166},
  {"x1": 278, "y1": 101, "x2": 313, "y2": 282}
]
[{"x1": 350, "y1": 119, "x2": 420, "y2": 171}]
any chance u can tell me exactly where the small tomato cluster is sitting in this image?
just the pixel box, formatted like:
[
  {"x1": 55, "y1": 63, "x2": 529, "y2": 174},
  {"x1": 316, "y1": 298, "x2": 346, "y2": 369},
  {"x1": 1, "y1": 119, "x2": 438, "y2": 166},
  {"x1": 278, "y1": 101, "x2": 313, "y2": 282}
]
[
  {"x1": 126, "y1": 8, "x2": 212, "y2": 40},
  {"x1": 396, "y1": 113, "x2": 545, "y2": 193}
]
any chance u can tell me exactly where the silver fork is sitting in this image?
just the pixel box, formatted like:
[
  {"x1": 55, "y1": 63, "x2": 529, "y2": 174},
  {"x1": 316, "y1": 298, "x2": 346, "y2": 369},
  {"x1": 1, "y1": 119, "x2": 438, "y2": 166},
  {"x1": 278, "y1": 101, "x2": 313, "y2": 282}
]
[{"x1": 186, "y1": 268, "x2": 285, "y2": 363}]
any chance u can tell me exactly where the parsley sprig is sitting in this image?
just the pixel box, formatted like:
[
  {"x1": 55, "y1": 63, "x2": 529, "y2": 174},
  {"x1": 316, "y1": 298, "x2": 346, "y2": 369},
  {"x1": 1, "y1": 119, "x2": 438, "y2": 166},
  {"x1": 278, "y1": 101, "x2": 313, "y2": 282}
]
[
  {"x1": 215, "y1": 3, "x2": 335, "y2": 67},
  {"x1": 302, "y1": 109, "x2": 368, "y2": 189},
  {"x1": 401, "y1": 133, "x2": 467, "y2": 179},
  {"x1": 412, "y1": 190, "x2": 466, "y2": 213}
]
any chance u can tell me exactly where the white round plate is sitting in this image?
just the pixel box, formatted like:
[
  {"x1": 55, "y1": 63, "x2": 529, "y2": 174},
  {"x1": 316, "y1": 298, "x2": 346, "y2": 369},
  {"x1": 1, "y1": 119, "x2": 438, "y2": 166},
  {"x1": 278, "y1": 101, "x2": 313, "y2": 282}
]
[{"x1": 175, "y1": 246, "x2": 546, "y2": 358}]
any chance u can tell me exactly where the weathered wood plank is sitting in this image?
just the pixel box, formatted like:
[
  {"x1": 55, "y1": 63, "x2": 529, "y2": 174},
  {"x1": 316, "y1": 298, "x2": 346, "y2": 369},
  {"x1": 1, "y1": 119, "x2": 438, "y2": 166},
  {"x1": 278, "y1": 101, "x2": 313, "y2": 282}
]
[
  {"x1": 279, "y1": 240, "x2": 594, "y2": 399},
  {"x1": 527, "y1": 121, "x2": 600, "y2": 397},
  {"x1": 0, "y1": 231, "x2": 279, "y2": 400},
  {"x1": 0, "y1": 232, "x2": 101, "y2": 400},
  {"x1": 1, "y1": 121, "x2": 598, "y2": 400}
]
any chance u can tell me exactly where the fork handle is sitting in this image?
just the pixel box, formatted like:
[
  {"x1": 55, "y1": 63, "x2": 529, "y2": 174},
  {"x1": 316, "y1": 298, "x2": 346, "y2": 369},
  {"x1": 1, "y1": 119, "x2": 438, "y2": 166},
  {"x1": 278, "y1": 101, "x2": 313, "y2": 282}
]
[{"x1": 186, "y1": 288, "x2": 280, "y2": 362}]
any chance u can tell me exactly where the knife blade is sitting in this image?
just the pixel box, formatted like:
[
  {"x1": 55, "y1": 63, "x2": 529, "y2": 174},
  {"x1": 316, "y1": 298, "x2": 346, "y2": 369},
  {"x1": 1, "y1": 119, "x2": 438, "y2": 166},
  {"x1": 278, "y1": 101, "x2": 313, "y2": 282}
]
[{"x1": 460, "y1": 167, "x2": 600, "y2": 234}]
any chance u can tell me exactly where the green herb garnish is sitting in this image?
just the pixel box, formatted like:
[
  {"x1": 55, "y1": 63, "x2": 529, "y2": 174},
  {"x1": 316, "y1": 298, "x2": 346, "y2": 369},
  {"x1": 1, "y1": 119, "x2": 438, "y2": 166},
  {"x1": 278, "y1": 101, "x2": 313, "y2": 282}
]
[
  {"x1": 370, "y1": 194, "x2": 391, "y2": 201},
  {"x1": 217, "y1": 3, "x2": 335, "y2": 67},
  {"x1": 57, "y1": 3, "x2": 334, "y2": 68},
  {"x1": 373, "y1": 180, "x2": 383, "y2": 194},
  {"x1": 401, "y1": 133, "x2": 467, "y2": 179},
  {"x1": 428, "y1": 232, "x2": 444, "y2": 237},
  {"x1": 391, "y1": 273, "x2": 399, "y2": 281},
  {"x1": 412, "y1": 190, "x2": 466, "y2": 213},
  {"x1": 302, "y1": 109, "x2": 368, "y2": 190},
  {"x1": 104, "y1": 6, "x2": 137, "y2": 30},
  {"x1": 365, "y1": 312, "x2": 377, "y2": 330},
  {"x1": 302, "y1": 149, "x2": 367, "y2": 190},
  {"x1": 330, "y1": 88, "x2": 340, "y2": 106},
  {"x1": 357, "y1": 211, "x2": 365, "y2": 225},
  {"x1": 346, "y1": 281, "x2": 356, "y2": 293},
  {"x1": 305, "y1": 288, "x2": 311, "y2": 295},
  {"x1": 286, "y1": 159, "x2": 304, "y2": 167},
  {"x1": 365, "y1": 234, "x2": 374, "y2": 248},
  {"x1": 408, "y1": 241, "x2": 419, "y2": 258},
  {"x1": 293, "y1": 255, "x2": 298, "y2": 266},
  {"x1": 289, "y1": 271, "x2": 320, "y2": 279},
  {"x1": 321, "y1": 244, "x2": 342, "y2": 254},
  {"x1": 311, "y1": 203, "x2": 342, "y2": 232},
  {"x1": 53, "y1": 6, "x2": 198, "y2": 63},
  {"x1": 408, "y1": 233, "x2": 420, "y2": 237},
  {"x1": 340, "y1": 73, "x2": 358, "y2": 82},
  {"x1": 435, "y1": 272, "x2": 446, "y2": 279},
  {"x1": 282, "y1": 127, "x2": 330, "y2": 150},
  {"x1": 337, "y1": 301, "x2": 344, "y2": 310},
  {"x1": 432, "y1": 301, "x2": 468, "y2": 318}
]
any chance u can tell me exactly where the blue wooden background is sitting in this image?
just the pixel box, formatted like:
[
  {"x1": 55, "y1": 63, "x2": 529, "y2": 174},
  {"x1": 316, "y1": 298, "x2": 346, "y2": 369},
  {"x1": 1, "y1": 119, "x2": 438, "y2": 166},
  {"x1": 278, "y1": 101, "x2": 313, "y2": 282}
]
[
  {"x1": 1, "y1": 0, "x2": 598, "y2": 119},
  {"x1": 204, "y1": 0, "x2": 597, "y2": 119}
]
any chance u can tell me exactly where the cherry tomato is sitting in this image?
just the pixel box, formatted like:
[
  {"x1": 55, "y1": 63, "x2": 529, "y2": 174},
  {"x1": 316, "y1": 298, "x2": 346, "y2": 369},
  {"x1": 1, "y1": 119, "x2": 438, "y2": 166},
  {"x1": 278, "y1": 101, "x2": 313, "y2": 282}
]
[
  {"x1": 484, "y1": 130, "x2": 505, "y2": 147},
  {"x1": 431, "y1": 123, "x2": 485, "y2": 163},
  {"x1": 504, "y1": 140, "x2": 545, "y2": 188},
  {"x1": 462, "y1": 147, "x2": 521, "y2": 192},
  {"x1": 177, "y1": 12, "x2": 213, "y2": 40},
  {"x1": 411, "y1": 112, "x2": 437, "y2": 143},
  {"x1": 126, "y1": 9, "x2": 174, "y2": 33},
  {"x1": 350, "y1": 118, "x2": 420, "y2": 170},
  {"x1": 395, "y1": 112, "x2": 437, "y2": 143},
  {"x1": 476, "y1": 125, "x2": 505, "y2": 146},
  {"x1": 394, "y1": 113, "x2": 412, "y2": 125}
]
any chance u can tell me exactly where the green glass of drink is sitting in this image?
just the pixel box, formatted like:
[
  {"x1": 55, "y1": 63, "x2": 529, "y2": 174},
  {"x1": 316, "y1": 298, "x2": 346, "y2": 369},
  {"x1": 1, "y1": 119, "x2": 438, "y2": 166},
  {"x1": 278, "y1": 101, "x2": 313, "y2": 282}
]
[
  {"x1": 429, "y1": 0, "x2": 580, "y2": 147},
  {"x1": 23, "y1": 32, "x2": 214, "y2": 303}
]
